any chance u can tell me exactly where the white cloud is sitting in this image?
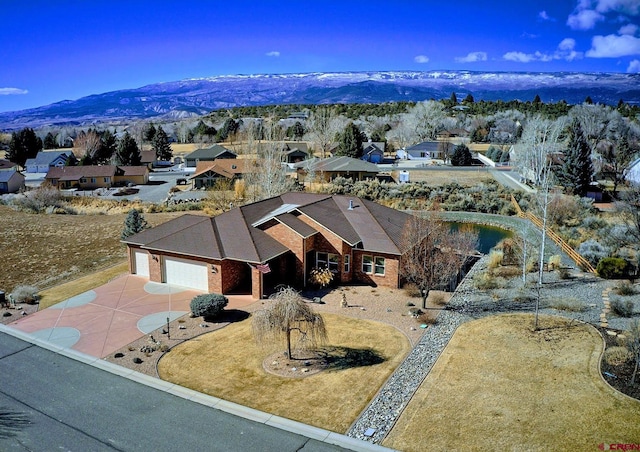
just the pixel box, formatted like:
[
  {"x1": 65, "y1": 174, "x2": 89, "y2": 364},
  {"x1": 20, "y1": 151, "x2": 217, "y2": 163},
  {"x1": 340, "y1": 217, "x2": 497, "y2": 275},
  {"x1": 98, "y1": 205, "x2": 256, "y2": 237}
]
[
  {"x1": 0, "y1": 88, "x2": 28, "y2": 95},
  {"x1": 619, "y1": 23, "x2": 639, "y2": 35},
  {"x1": 594, "y1": 0, "x2": 640, "y2": 15},
  {"x1": 627, "y1": 59, "x2": 640, "y2": 72},
  {"x1": 538, "y1": 10, "x2": 554, "y2": 21},
  {"x1": 454, "y1": 51, "x2": 488, "y2": 63},
  {"x1": 265, "y1": 51, "x2": 280, "y2": 57},
  {"x1": 414, "y1": 55, "x2": 430, "y2": 63},
  {"x1": 586, "y1": 33, "x2": 640, "y2": 57},
  {"x1": 503, "y1": 39, "x2": 583, "y2": 63},
  {"x1": 627, "y1": 60, "x2": 640, "y2": 74},
  {"x1": 567, "y1": 8, "x2": 604, "y2": 30}
]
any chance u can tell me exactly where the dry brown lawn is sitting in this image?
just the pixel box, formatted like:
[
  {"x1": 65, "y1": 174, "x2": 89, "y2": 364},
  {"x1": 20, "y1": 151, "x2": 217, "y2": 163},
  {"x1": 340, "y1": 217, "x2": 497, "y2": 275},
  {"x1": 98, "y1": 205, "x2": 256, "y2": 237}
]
[
  {"x1": 0, "y1": 204, "x2": 186, "y2": 297},
  {"x1": 401, "y1": 168, "x2": 495, "y2": 186},
  {"x1": 383, "y1": 314, "x2": 640, "y2": 451},
  {"x1": 158, "y1": 313, "x2": 410, "y2": 433}
]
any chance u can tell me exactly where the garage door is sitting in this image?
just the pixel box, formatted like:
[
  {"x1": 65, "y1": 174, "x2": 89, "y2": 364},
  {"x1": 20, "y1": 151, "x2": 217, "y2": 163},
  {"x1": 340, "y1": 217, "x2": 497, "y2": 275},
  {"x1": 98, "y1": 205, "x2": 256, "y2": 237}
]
[
  {"x1": 163, "y1": 257, "x2": 209, "y2": 291},
  {"x1": 133, "y1": 250, "x2": 150, "y2": 277}
]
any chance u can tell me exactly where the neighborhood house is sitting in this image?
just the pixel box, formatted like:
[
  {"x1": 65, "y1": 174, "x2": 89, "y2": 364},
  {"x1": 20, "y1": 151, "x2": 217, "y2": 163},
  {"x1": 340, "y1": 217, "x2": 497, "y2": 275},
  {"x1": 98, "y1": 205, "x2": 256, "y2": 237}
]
[
  {"x1": 123, "y1": 192, "x2": 411, "y2": 299},
  {"x1": 45, "y1": 165, "x2": 150, "y2": 190}
]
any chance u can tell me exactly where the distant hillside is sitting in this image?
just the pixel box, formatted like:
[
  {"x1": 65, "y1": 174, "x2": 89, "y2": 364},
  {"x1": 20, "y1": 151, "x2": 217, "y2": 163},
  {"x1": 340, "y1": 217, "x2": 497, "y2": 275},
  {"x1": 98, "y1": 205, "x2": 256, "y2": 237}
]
[{"x1": 1, "y1": 70, "x2": 639, "y2": 130}]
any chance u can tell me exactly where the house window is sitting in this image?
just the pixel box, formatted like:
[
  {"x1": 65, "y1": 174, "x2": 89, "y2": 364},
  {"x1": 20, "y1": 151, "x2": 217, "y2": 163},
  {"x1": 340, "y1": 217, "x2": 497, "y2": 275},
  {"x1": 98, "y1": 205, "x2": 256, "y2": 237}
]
[
  {"x1": 316, "y1": 252, "x2": 339, "y2": 272},
  {"x1": 344, "y1": 254, "x2": 350, "y2": 273},
  {"x1": 104, "y1": 177, "x2": 110, "y2": 183},
  {"x1": 80, "y1": 178, "x2": 87, "y2": 183},
  {"x1": 91, "y1": 177, "x2": 96, "y2": 183},
  {"x1": 362, "y1": 255, "x2": 373, "y2": 273},
  {"x1": 374, "y1": 257, "x2": 386, "y2": 275}
]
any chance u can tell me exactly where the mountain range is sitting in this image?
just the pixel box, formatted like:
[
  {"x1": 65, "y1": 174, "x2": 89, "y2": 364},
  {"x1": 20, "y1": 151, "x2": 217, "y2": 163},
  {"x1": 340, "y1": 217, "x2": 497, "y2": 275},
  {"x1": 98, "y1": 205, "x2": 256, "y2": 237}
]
[{"x1": 1, "y1": 70, "x2": 639, "y2": 130}]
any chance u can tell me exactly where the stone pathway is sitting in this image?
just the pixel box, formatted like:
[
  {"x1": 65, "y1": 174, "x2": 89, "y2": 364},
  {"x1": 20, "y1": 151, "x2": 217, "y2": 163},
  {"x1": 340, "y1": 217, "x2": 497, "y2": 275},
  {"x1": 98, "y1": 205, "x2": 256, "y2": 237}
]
[{"x1": 601, "y1": 287, "x2": 612, "y2": 328}]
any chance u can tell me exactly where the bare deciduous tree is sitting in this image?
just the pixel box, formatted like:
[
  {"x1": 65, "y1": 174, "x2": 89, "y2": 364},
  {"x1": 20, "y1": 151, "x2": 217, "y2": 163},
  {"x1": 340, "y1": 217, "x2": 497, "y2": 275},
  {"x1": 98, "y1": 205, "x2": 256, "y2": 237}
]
[
  {"x1": 406, "y1": 100, "x2": 446, "y2": 142},
  {"x1": 626, "y1": 319, "x2": 640, "y2": 385},
  {"x1": 401, "y1": 213, "x2": 478, "y2": 309},
  {"x1": 306, "y1": 107, "x2": 342, "y2": 158},
  {"x1": 73, "y1": 130, "x2": 101, "y2": 160},
  {"x1": 252, "y1": 287, "x2": 328, "y2": 360}
]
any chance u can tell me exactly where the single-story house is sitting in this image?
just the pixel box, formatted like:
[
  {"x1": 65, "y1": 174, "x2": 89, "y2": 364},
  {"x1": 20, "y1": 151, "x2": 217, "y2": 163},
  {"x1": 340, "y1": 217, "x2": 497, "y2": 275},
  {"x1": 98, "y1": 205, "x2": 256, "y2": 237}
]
[
  {"x1": 190, "y1": 159, "x2": 252, "y2": 189},
  {"x1": 123, "y1": 192, "x2": 411, "y2": 299},
  {"x1": 361, "y1": 142, "x2": 385, "y2": 163},
  {"x1": 25, "y1": 150, "x2": 76, "y2": 173},
  {"x1": 184, "y1": 145, "x2": 237, "y2": 168},
  {"x1": 45, "y1": 165, "x2": 149, "y2": 190},
  {"x1": 294, "y1": 156, "x2": 379, "y2": 183},
  {"x1": 281, "y1": 142, "x2": 309, "y2": 164},
  {"x1": 400, "y1": 141, "x2": 444, "y2": 160},
  {"x1": 0, "y1": 159, "x2": 19, "y2": 172},
  {"x1": 0, "y1": 170, "x2": 25, "y2": 194}
]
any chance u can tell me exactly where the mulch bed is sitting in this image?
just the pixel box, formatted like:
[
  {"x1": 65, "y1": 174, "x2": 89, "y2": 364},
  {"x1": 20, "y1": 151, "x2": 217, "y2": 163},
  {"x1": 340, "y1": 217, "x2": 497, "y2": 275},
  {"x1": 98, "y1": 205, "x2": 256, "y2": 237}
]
[{"x1": 600, "y1": 327, "x2": 640, "y2": 400}]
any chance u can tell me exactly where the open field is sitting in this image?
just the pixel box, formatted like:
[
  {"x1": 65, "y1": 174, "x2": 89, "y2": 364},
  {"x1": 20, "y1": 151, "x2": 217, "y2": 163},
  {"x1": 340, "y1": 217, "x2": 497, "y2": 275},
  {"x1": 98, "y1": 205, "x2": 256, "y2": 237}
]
[
  {"x1": 383, "y1": 314, "x2": 640, "y2": 451},
  {"x1": 401, "y1": 168, "x2": 496, "y2": 186},
  {"x1": 158, "y1": 313, "x2": 411, "y2": 433},
  {"x1": 0, "y1": 204, "x2": 187, "y2": 297}
]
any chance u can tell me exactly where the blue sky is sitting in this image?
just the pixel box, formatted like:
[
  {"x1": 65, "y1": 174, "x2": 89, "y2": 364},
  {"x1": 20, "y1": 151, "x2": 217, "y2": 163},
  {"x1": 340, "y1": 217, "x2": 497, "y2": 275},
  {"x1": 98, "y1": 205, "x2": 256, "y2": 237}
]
[{"x1": 1, "y1": 0, "x2": 639, "y2": 113}]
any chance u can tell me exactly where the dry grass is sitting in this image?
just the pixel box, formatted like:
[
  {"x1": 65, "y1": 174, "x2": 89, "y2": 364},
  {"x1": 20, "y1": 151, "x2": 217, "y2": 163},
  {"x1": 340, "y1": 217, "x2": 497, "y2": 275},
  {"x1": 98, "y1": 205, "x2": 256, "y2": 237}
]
[
  {"x1": 0, "y1": 204, "x2": 186, "y2": 297},
  {"x1": 158, "y1": 313, "x2": 410, "y2": 433},
  {"x1": 383, "y1": 314, "x2": 640, "y2": 451},
  {"x1": 406, "y1": 169, "x2": 494, "y2": 186}
]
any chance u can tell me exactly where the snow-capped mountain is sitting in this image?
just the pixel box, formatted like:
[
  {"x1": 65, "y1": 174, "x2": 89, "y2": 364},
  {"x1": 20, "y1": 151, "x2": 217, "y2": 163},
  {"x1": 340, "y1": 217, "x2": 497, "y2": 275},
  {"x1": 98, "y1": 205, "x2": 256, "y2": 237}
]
[{"x1": 1, "y1": 71, "x2": 639, "y2": 130}]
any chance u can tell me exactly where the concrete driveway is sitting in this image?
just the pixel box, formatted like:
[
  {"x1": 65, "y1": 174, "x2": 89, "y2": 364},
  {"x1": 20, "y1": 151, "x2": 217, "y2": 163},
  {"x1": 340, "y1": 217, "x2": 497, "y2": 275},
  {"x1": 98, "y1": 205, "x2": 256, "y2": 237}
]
[{"x1": 7, "y1": 274, "x2": 256, "y2": 358}]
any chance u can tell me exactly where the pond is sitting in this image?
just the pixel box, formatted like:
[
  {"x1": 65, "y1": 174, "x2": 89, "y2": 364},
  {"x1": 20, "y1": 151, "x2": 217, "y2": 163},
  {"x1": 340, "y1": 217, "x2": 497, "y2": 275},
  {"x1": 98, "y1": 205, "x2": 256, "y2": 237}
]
[{"x1": 448, "y1": 222, "x2": 512, "y2": 254}]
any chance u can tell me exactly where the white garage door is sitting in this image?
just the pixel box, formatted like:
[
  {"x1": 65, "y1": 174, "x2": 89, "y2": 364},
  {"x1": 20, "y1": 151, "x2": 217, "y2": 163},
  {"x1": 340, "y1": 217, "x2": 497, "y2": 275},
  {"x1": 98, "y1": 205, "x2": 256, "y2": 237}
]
[
  {"x1": 133, "y1": 250, "x2": 150, "y2": 277},
  {"x1": 164, "y1": 257, "x2": 209, "y2": 291}
]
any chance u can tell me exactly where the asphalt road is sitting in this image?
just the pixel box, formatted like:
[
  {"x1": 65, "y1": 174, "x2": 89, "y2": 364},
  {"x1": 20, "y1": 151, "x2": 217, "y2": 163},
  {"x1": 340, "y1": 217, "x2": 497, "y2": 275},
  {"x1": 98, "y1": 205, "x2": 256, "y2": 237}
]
[{"x1": 0, "y1": 331, "x2": 360, "y2": 452}]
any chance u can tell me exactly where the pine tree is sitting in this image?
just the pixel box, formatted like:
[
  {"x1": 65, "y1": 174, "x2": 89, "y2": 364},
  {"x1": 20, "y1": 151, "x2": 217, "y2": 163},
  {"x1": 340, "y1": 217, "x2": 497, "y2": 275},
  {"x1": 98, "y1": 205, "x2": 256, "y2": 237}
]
[
  {"x1": 336, "y1": 122, "x2": 365, "y2": 158},
  {"x1": 451, "y1": 144, "x2": 472, "y2": 166},
  {"x1": 115, "y1": 132, "x2": 142, "y2": 166},
  {"x1": 121, "y1": 209, "x2": 149, "y2": 239},
  {"x1": 7, "y1": 128, "x2": 42, "y2": 167},
  {"x1": 558, "y1": 118, "x2": 593, "y2": 196},
  {"x1": 43, "y1": 132, "x2": 58, "y2": 149},
  {"x1": 152, "y1": 126, "x2": 172, "y2": 161}
]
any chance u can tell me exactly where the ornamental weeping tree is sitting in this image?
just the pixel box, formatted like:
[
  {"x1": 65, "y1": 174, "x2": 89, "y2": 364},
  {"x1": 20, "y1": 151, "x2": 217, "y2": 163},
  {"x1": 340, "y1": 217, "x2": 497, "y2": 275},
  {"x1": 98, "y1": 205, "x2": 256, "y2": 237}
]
[
  {"x1": 401, "y1": 213, "x2": 478, "y2": 309},
  {"x1": 252, "y1": 286, "x2": 328, "y2": 360}
]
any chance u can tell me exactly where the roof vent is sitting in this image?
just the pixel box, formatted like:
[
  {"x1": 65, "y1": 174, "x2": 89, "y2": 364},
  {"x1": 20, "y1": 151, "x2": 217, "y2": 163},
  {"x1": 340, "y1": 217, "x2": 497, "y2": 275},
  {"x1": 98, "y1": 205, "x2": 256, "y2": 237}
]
[{"x1": 348, "y1": 199, "x2": 354, "y2": 210}]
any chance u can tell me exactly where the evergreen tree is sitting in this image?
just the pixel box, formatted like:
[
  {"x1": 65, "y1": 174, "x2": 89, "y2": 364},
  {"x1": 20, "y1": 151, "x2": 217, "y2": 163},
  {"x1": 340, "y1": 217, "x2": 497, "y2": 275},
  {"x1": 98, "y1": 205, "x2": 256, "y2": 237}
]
[
  {"x1": 533, "y1": 94, "x2": 542, "y2": 104},
  {"x1": 121, "y1": 209, "x2": 149, "y2": 239},
  {"x1": 152, "y1": 126, "x2": 172, "y2": 160},
  {"x1": 144, "y1": 123, "x2": 157, "y2": 142},
  {"x1": 7, "y1": 128, "x2": 42, "y2": 167},
  {"x1": 115, "y1": 132, "x2": 142, "y2": 166},
  {"x1": 462, "y1": 93, "x2": 475, "y2": 104},
  {"x1": 336, "y1": 122, "x2": 365, "y2": 158},
  {"x1": 557, "y1": 118, "x2": 593, "y2": 196},
  {"x1": 94, "y1": 130, "x2": 117, "y2": 164},
  {"x1": 450, "y1": 144, "x2": 472, "y2": 166},
  {"x1": 43, "y1": 132, "x2": 58, "y2": 149}
]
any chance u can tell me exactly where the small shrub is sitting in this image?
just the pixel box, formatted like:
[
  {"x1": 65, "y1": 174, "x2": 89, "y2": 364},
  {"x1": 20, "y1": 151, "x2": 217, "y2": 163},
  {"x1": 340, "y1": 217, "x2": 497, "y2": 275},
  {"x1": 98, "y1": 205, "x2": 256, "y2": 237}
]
[
  {"x1": 548, "y1": 255, "x2": 562, "y2": 271},
  {"x1": 603, "y1": 346, "x2": 631, "y2": 366},
  {"x1": 190, "y1": 293, "x2": 228, "y2": 318},
  {"x1": 597, "y1": 257, "x2": 629, "y2": 279},
  {"x1": 405, "y1": 301, "x2": 415, "y2": 307},
  {"x1": 492, "y1": 265, "x2": 521, "y2": 278},
  {"x1": 547, "y1": 297, "x2": 586, "y2": 312},
  {"x1": 309, "y1": 267, "x2": 334, "y2": 288},
  {"x1": 408, "y1": 307, "x2": 423, "y2": 317},
  {"x1": 557, "y1": 267, "x2": 572, "y2": 279},
  {"x1": 474, "y1": 273, "x2": 499, "y2": 290},
  {"x1": 417, "y1": 313, "x2": 437, "y2": 325},
  {"x1": 403, "y1": 283, "x2": 421, "y2": 298},
  {"x1": 487, "y1": 250, "x2": 503, "y2": 269},
  {"x1": 614, "y1": 281, "x2": 637, "y2": 296},
  {"x1": 11, "y1": 285, "x2": 39, "y2": 304},
  {"x1": 610, "y1": 298, "x2": 634, "y2": 317},
  {"x1": 578, "y1": 239, "x2": 610, "y2": 266}
]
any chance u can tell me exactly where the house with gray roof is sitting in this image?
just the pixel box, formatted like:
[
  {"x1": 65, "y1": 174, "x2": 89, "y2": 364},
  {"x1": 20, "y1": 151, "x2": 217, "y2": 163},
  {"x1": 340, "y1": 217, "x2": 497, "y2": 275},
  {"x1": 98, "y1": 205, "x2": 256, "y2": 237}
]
[
  {"x1": 25, "y1": 150, "x2": 76, "y2": 173},
  {"x1": 122, "y1": 192, "x2": 411, "y2": 299},
  {"x1": 400, "y1": 141, "x2": 444, "y2": 160},
  {"x1": 184, "y1": 145, "x2": 236, "y2": 168},
  {"x1": 0, "y1": 169, "x2": 25, "y2": 194},
  {"x1": 294, "y1": 156, "x2": 379, "y2": 183}
]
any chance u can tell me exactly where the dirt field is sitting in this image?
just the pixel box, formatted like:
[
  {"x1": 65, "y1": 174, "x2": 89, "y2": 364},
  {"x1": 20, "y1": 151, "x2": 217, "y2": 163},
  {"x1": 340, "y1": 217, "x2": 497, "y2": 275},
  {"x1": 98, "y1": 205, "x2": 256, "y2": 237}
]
[
  {"x1": 403, "y1": 167, "x2": 496, "y2": 185},
  {"x1": 0, "y1": 204, "x2": 185, "y2": 295}
]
